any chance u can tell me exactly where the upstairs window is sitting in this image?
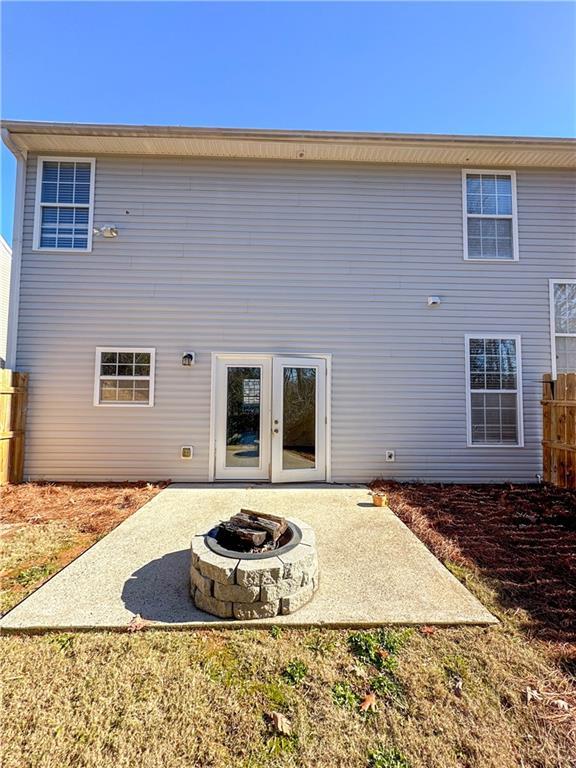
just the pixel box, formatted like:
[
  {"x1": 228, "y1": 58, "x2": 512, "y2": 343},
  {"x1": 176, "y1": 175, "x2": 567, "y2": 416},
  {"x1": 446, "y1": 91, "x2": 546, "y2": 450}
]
[
  {"x1": 462, "y1": 170, "x2": 518, "y2": 261},
  {"x1": 550, "y1": 280, "x2": 576, "y2": 377},
  {"x1": 94, "y1": 348, "x2": 155, "y2": 406},
  {"x1": 465, "y1": 335, "x2": 524, "y2": 447},
  {"x1": 34, "y1": 157, "x2": 95, "y2": 251}
]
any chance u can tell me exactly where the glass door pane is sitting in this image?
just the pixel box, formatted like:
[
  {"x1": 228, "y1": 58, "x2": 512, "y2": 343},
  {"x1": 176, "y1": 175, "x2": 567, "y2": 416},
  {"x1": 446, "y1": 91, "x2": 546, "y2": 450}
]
[
  {"x1": 225, "y1": 367, "x2": 262, "y2": 468},
  {"x1": 282, "y1": 367, "x2": 316, "y2": 470}
]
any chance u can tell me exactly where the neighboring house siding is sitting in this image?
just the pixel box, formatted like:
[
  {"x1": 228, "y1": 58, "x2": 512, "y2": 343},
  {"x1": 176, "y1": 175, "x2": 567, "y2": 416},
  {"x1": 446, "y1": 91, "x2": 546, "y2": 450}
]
[
  {"x1": 0, "y1": 235, "x2": 12, "y2": 367},
  {"x1": 16, "y1": 155, "x2": 576, "y2": 481}
]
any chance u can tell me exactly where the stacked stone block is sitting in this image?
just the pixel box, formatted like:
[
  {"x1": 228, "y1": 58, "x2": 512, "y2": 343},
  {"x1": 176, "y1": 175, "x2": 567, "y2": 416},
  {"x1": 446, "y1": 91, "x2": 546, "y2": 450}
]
[{"x1": 190, "y1": 517, "x2": 319, "y2": 619}]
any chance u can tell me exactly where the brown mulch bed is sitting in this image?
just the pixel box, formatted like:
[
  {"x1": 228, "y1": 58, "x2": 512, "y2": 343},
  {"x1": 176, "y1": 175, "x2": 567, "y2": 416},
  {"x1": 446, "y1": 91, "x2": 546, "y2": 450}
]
[
  {"x1": 372, "y1": 481, "x2": 576, "y2": 645},
  {"x1": 0, "y1": 481, "x2": 168, "y2": 535}
]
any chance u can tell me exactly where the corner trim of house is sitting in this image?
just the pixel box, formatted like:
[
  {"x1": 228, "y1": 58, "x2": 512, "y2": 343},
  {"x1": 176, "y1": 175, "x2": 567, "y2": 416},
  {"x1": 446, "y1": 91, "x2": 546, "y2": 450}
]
[{"x1": 2, "y1": 129, "x2": 27, "y2": 369}]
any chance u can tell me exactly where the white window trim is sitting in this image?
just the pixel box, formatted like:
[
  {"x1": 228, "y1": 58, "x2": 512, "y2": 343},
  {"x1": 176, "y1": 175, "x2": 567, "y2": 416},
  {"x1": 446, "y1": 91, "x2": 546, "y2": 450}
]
[
  {"x1": 33, "y1": 156, "x2": 96, "y2": 253},
  {"x1": 549, "y1": 279, "x2": 576, "y2": 379},
  {"x1": 462, "y1": 169, "x2": 519, "y2": 262},
  {"x1": 464, "y1": 334, "x2": 524, "y2": 448},
  {"x1": 93, "y1": 347, "x2": 156, "y2": 407}
]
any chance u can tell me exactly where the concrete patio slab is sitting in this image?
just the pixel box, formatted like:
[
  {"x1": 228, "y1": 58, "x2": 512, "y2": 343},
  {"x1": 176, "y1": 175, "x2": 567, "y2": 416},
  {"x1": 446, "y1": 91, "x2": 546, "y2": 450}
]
[{"x1": 0, "y1": 485, "x2": 497, "y2": 630}]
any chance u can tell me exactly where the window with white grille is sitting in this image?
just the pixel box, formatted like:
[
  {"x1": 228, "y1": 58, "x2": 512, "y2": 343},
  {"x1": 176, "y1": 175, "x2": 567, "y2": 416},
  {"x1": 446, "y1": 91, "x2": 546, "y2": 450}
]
[
  {"x1": 34, "y1": 157, "x2": 95, "y2": 251},
  {"x1": 243, "y1": 378, "x2": 260, "y2": 406},
  {"x1": 94, "y1": 348, "x2": 155, "y2": 406},
  {"x1": 550, "y1": 280, "x2": 576, "y2": 377},
  {"x1": 462, "y1": 171, "x2": 518, "y2": 261},
  {"x1": 465, "y1": 336, "x2": 523, "y2": 446}
]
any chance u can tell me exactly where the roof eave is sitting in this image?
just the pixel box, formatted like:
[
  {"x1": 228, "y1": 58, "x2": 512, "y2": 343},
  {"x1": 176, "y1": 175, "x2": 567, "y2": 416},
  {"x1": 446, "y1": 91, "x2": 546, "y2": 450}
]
[{"x1": 2, "y1": 121, "x2": 575, "y2": 168}]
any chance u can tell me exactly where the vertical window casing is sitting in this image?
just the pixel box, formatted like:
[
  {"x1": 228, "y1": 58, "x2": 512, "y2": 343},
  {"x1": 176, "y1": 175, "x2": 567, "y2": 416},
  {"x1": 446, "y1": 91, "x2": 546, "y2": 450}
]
[
  {"x1": 33, "y1": 157, "x2": 95, "y2": 251},
  {"x1": 465, "y1": 335, "x2": 524, "y2": 447},
  {"x1": 550, "y1": 280, "x2": 576, "y2": 378},
  {"x1": 94, "y1": 348, "x2": 156, "y2": 406},
  {"x1": 462, "y1": 170, "x2": 519, "y2": 261}
]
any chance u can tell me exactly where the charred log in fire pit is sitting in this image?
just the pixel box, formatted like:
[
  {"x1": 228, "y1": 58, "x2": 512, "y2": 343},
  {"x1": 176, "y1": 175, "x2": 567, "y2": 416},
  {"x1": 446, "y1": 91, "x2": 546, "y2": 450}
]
[{"x1": 216, "y1": 509, "x2": 289, "y2": 553}]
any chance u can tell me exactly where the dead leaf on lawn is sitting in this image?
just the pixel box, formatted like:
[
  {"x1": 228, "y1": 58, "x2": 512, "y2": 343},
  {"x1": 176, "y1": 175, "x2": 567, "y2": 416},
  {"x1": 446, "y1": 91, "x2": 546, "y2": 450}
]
[
  {"x1": 269, "y1": 711, "x2": 292, "y2": 735},
  {"x1": 550, "y1": 699, "x2": 570, "y2": 712},
  {"x1": 420, "y1": 625, "x2": 436, "y2": 635},
  {"x1": 360, "y1": 692, "x2": 377, "y2": 712},
  {"x1": 127, "y1": 614, "x2": 154, "y2": 632},
  {"x1": 453, "y1": 677, "x2": 463, "y2": 697}
]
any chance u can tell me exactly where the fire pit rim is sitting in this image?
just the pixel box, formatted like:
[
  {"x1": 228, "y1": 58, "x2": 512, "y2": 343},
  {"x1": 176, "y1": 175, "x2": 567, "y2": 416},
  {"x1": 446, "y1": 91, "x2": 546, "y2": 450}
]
[{"x1": 205, "y1": 520, "x2": 303, "y2": 560}]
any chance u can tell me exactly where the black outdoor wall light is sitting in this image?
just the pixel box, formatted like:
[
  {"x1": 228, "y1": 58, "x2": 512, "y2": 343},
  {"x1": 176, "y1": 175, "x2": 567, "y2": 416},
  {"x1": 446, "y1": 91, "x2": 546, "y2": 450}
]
[{"x1": 181, "y1": 353, "x2": 196, "y2": 367}]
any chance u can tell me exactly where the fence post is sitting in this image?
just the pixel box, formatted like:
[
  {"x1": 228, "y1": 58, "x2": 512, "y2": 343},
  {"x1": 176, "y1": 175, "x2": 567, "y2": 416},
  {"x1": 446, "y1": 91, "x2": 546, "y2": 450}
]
[
  {"x1": 556, "y1": 374, "x2": 567, "y2": 487},
  {"x1": 0, "y1": 369, "x2": 28, "y2": 485},
  {"x1": 542, "y1": 373, "x2": 552, "y2": 484},
  {"x1": 567, "y1": 373, "x2": 576, "y2": 490}
]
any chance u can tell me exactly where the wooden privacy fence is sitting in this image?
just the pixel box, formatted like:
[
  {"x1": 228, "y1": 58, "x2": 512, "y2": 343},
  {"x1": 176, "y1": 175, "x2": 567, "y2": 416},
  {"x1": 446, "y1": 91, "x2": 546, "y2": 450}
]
[
  {"x1": 0, "y1": 369, "x2": 28, "y2": 485},
  {"x1": 542, "y1": 372, "x2": 576, "y2": 490}
]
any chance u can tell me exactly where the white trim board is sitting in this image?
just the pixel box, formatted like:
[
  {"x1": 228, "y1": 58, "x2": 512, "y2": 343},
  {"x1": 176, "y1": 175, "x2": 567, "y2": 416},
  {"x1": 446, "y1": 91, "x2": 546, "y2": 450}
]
[{"x1": 2, "y1": 140, "x2": 26, "y2": 369}]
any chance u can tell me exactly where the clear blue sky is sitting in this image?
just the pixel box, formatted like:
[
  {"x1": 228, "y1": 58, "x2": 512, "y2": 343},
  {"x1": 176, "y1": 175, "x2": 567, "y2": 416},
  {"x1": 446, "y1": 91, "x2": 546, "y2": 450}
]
[{"x1": 1, "y1": 1, "x2": 575, "y2": 242}]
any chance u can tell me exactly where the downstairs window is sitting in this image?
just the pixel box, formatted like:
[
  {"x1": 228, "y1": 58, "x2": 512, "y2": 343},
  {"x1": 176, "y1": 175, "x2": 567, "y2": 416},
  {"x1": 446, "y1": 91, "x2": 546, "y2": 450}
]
[
  {"x1": 94, "y1": 348, "x2": 155, "y2": 406},
  {"x1": 466, "y1": 336, "x2": 523, "y2": 446}
]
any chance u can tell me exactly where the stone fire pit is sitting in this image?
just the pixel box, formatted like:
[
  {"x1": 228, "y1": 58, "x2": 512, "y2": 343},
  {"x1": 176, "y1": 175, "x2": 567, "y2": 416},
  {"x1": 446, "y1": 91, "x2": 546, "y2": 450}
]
[{"x1": 190, "y1": 511, "x2": 319, "y2": 619}]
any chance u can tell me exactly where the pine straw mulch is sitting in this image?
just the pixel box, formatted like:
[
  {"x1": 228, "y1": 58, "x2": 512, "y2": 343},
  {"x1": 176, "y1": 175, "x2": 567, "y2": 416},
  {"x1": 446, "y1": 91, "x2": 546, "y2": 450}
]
[
  {"x1": 0, "y1": 481, "x2": 168, "y2": 535},
  {"x1": 371, "y1": 481, "x2": 576, "y2": 648}
]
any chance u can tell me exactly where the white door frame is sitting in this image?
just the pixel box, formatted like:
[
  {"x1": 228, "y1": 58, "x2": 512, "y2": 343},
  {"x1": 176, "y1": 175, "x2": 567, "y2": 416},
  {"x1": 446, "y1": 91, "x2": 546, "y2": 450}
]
[{"x1": 209, "y1": 352, "x2": 332, "y2": 483}]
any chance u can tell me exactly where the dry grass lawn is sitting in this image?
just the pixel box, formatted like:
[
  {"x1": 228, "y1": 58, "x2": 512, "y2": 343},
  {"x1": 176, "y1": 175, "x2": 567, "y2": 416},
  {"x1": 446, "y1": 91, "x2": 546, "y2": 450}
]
[{"x1": 1, "y1": 482, "x2": 575, "y2": 768}]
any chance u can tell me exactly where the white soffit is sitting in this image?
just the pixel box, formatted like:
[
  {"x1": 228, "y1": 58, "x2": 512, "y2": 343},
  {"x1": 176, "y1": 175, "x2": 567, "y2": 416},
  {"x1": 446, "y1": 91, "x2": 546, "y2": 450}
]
[{"x1": 2, "y1": 122, "x2": 575, "y2": 168}]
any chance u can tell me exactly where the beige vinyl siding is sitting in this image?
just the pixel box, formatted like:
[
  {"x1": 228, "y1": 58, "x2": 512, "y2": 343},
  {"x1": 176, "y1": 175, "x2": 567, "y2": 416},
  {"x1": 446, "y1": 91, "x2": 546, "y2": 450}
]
[{"x1": 16, "y1": 156, "x2": 576, "y2": 481}]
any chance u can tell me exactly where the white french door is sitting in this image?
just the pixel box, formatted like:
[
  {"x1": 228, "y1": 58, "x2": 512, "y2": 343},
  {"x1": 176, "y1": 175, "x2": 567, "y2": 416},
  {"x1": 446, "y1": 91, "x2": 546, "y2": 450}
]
[
  {"x1": 213, "y1": 355, "x2": 327, "y2": 483},
  {"x1": 214, "y1": 357, "x2": 272, "y2": 481},
  {"x1": 271, "y1": 357, "x2": 326, "y2": 483}
]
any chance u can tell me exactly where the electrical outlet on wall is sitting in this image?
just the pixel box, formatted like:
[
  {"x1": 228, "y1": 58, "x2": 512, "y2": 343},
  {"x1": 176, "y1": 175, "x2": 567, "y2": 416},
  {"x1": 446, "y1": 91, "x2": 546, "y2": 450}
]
[{"x1": 385, "y1": 450, "x2": 395, "y2": 462}]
